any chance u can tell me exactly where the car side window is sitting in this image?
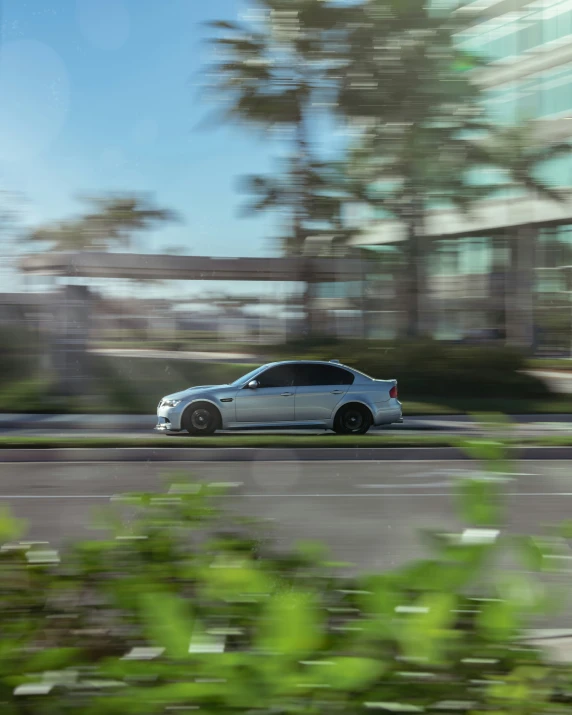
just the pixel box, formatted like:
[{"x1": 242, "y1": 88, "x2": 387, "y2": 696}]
[
  {"x1": 295, "y1": 364, "x2": 354, "y2": 386},
  {"x1": 255, "y1": 365, "x2": 295, "y2": 388}
]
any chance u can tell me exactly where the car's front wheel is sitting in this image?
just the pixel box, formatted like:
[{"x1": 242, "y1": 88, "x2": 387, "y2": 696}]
[
  {"x1": 183, "y1": 403, "x2": 219, "y2": 436},
  {"x1": 334, "y1": 405, "x2": 372, "y2": 435}
]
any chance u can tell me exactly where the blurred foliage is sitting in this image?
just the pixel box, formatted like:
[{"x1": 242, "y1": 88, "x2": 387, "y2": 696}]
[
  {"x1": 0, "y1": 377, "x2": 56, "y2": 414},
  {"x1": 205, "y1": 0, "x2": 571, "y2": 344},
  {"x1": 89, "y1": 357, "x2": 254, "y2": 414},
  {"x1": 26, "y1": 193, "x2": 179, "y2": 252},
  {"x1": 0, "y1": 439, "x2": 570, "y2": 713},
  {"x1": 261, "y1": 338, "x2": 549, "y2": 399},
  {"x1": 0, "y1": 343, "x2": 556, "y2": 413},
  {"x1": 0, "y1": 326, "x2": 42, "y2": 385}
]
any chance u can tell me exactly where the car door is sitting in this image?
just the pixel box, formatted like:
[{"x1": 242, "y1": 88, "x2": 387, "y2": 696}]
[
  {"x1": 234, "y1": 365, "x2": 296, "y2": 423},
  {"x1": 294, "y1": 364, "x2": 353, "y2": 422}
]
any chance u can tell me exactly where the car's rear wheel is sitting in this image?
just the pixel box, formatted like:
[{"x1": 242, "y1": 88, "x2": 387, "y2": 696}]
[
  {"x1": 334, "y1": 404, "x2": 372, "y2": 435},
  {"x1": 183, "y1": 403, "x2": 219, "y2": 436}
]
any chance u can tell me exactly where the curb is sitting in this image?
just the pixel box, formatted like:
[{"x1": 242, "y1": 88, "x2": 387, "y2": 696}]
[
  {"x1": 0, "y1": 447, "x2": 468, "y2": 462},
  {"x1": 1, "y1": 446, "x2": 572, "y2": 463}
]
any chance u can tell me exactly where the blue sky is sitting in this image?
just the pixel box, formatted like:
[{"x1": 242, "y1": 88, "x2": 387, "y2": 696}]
[{"x1": 0, "y1": 0, "x2": 281, "y2": 262}]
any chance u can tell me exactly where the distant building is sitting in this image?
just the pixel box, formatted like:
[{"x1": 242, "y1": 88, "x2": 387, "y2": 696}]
[{"x1": 352, "y1": 0, "x2": 572, "y2": 350}]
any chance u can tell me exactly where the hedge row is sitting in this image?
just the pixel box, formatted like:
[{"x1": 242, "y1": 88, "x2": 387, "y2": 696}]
[
  {"x1": 263, "y1": 339, "x2": 549, "y2": 399},
  {"x1": 0, "y1": 332, "x2": 552, "y2": 414}
]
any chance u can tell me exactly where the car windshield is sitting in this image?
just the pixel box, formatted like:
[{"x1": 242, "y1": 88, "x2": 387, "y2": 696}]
[{"x1": 229, "y1": 366, "x2": 265, "y2": 387}]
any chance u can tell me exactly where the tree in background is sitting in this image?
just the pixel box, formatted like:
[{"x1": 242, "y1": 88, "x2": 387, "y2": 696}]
[
  {"x1": 207, "y1": 0, "x2": 490, "y2": 339},
  {"x1": 336, "y1": 0, "x2": 490, "y2": 338},
  {"x1": 206, "y1": 0, "x2": 352, "y2": 335},
  {"x1": 206, "y1": 0, "x2": 572, "y2": 344},
  {"x1": 27, "y1": 193, "x2": 179, "y2": 253},
  {"x1": 24, "y1": 194, "x2": 181, "y2": 397}
]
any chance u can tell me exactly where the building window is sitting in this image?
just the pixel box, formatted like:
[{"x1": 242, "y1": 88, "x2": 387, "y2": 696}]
[
  {"x1": 483, "y1": 84, "x2": 518, "y2": 124},
  {"x1": 538, "y1": 63, "x2": 572, "y2": 117},
  {"x1": 542, "y1": 0, "x2": 572, "y2": 47}
]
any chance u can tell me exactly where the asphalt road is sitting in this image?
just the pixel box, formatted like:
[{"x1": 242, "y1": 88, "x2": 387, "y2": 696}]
[
  {"x1": 4, "y1": 458, "x2": 572, "y2": 625},
  {"x1": 1, "y1": 459, "x2": 571, "y2": 565}
]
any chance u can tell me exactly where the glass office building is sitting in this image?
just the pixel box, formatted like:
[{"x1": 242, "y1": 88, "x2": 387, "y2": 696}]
[{"x1": 356, "y1": 0, "x2": 572, "y2": 349}]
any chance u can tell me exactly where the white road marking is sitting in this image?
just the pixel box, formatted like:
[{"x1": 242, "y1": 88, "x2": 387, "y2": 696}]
[
  {"x1": 0, "y1": 495, "x2": 115, "y2": 499},
  {"x1": 357, "y1": 482, "x2": 452, "y2": 489},
  {"x1": 2, "y1": 491, "x2": 572, "y2": 499}
]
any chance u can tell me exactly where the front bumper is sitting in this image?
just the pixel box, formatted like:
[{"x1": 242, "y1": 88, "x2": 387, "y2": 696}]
[{"x1": 156, "y1": 405, "x2": 185, "y2": 432}]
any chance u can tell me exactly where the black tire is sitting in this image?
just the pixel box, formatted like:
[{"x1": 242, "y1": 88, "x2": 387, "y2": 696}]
[
  {"x1": 334, "y1": 404, "x2": 372, "y2": 435},
  {"x1": 183, "y1": 403, "x2": 219, "y2": 436}
]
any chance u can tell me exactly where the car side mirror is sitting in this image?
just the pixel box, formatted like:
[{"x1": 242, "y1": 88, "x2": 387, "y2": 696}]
[{"x1": 247, "y1": 380, "x2": 259, "y2": 390}]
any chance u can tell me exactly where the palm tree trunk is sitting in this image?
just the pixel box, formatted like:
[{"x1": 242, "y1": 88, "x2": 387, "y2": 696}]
[
  {"x1": 294, "y1": 119, "x2": 316, "y2": 338},
  {"x1": 404, "y1": 200, "x2": 430, "y2": 339},
  {"x1": 506, "y1": 225, "x2": 537, "y2": 352}
]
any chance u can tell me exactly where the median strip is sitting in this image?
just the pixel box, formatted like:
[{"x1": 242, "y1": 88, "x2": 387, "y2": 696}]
[{"x1": 1, "y1": 434, "x2": 572, "y2": 450}]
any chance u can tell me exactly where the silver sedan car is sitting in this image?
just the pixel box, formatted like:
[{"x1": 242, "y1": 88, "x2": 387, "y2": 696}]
[{"x1": 155, "y1": 360, "x2": 402, "y2": 436}]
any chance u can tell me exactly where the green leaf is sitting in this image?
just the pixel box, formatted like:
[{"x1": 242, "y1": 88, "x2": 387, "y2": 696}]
[
  {"x1": 259, "y1": 590, "x2": 323, "y2": 658},
  {"x1": 457, "y1": 476, "x2": 500, "y2": 527},
  {"x1": 459, "y1": 437, "x2": 507, "y2": 463},
  {"x1": 359, "y1": 575, "x2": 400, "y2": 617},
  {"x1": 25, "y1": 647, "x2": 81, "y2": 673},
  {"x1": 139, "y1": 591, "x2": 193, "y2": 659},
  {"x1": 498, "y1": 573, "x2": 544, "y2": 613},
  {"x1": 558, "y1": 519, "x2": 572, "y2": 539},
  {"x1": 478, "y1": 599, "x2": 517, "y2": 641},
  {"x1": 398, "y1": 592, "x2": 457, "y2": 664},
  {"x1": 0, "y1": 504, "x2": 26, "y2": 541},
  {"x1": 518, "y1": 536, "x2": 545, "y2": 572},
  {"x1": 326, "y1": 657, "x2": 386, "y2": 691},
  {"x1": 201, "y1": 557, "x2": 272, "y2": 600}
]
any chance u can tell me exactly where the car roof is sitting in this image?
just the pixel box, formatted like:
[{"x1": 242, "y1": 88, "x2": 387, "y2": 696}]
[
  {"x1": 264, "y1": 360, "x2": 353, "y2": 369},
  {"x1": 247, "y1": 360, "x2": 374, "y2": 382}
]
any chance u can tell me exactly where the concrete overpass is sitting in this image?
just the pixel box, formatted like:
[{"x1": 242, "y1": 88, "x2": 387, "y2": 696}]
[
  {"x1": 20, "y1": 252, "x2": 366, "y2": 283},
  {"x1": 17, "y1": 252, "x2": 370, "y2": 394}
]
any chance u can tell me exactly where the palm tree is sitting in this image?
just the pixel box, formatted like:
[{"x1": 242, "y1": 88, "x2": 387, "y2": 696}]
[
  {"x1": 468, "y1": 124, "x2": 572, "y2": 350},
  {"x1": 26, "y1": 194, "x2": 181, "y2": 373},
  {"x1": 205, "y1": 0, "x2": 350, "y2": 335},
  {"x1": 346, "y1": 119, "x2": 495, "y2": 338},
  {"x1": 27, "y1": 193, "x2": 179, "y2": 252},
  {"x1": 329, "y1": 0, "x2": 492, "y2": 338}
]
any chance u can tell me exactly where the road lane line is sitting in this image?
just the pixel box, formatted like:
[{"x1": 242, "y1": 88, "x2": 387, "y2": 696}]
[
  {"x1": 357, "y1": 482, "x2": 452, "y2": 489},
  {"x1": 2, "y1": 491, "x2": 572, "y2": 499}
]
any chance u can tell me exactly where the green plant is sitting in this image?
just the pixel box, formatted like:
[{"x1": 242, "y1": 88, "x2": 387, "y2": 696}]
[
  {"x1": 262, "y1": 338, "x2": 550, "y2": 399},
  {"x1": 88, "y1": 357, "x2": 255, "y2": 414},
  {"x1": 0, "y1": 435, "x2": 570, "y2": 713},
  {"x1": 0, "y1": 326, "x2": 42, "y2": 386}
]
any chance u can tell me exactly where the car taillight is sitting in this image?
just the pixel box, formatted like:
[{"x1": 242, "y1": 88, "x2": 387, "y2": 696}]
[{"x1": 389, "y1": 385, "x2": 398, "y2": 399}]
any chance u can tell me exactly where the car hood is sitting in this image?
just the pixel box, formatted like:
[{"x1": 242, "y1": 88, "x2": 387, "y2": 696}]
[{"x1": 163, "y1": 384, "x2": 223, "y2": 401}]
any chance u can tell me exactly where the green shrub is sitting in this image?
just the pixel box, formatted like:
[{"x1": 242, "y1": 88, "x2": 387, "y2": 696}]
[
  {"x1": 0, "y1": 439, "x2": 568, "y2": 714},
  {"x1": 0, "y1": 325, "x2": 41, "y2": 385},
  {"x1": 89, "y1": 356, "x2": 255, "y2": 413},
  {"x1": 264, "y1": 339, "x2": 549, "y2": 399},
  {"x1": 0, "y1": 376, "x2": 55, "y2": 413}
]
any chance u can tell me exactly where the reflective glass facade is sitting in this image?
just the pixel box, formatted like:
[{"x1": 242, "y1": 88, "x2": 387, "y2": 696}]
[
  {"x1": 457, "y1": 1, "x2": 572, "y2": 63},
  {"x1": 359, "y1": 1, "x2": 572, "y2": 344},
  {"x1": 482, "y1": 64, "x2": 572, "y2": 124}
]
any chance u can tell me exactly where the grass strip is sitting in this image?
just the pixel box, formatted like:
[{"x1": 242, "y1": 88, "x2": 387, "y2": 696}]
[{"x1": 0, "y1": 434, "x2": 572, "y2": 450}]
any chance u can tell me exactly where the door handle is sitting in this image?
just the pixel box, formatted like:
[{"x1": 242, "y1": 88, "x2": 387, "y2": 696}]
[
  {"x1": 281, "y1": 392, "x2": 293, "y2": 396},
  {"x1": 331, "y1": 390, "x2": 344, "y2": 394}
]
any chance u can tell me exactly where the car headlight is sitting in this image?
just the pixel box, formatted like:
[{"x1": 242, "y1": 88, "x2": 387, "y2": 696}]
[{"x1": 161, "y1": 399, "x2": 182, "y2": 408}]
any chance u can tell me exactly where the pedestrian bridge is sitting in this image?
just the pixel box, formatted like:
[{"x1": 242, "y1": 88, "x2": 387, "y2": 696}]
[{"x1": 20, "y1": 252, "x2": 366, "y2": 283}]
